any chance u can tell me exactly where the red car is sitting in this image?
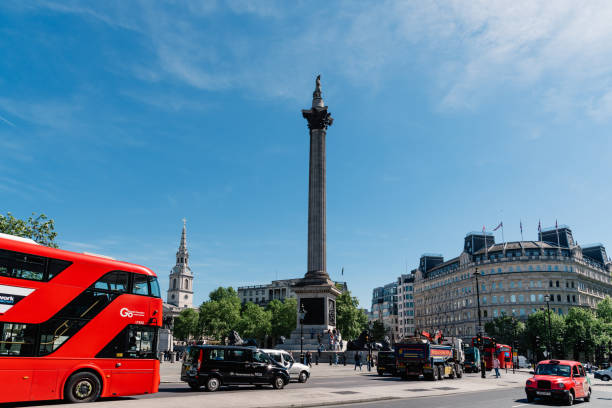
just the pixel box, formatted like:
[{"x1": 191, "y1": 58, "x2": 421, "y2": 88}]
[{"x1": 525, "y1": 360, "x2": 591, "y2": 405}]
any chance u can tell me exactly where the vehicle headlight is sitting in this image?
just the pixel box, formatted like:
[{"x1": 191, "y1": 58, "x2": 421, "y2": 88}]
[{"x1": 526, "y1": 379, "x2": 534, "y2": 385}]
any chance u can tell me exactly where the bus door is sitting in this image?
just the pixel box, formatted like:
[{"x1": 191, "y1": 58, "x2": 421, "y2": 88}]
[
  {"x1": 110, "y1": 325, "x2": 156, "y2": 396},
  {"x1": 0, "y1": 323, "x2": 36, "y2": 402}
]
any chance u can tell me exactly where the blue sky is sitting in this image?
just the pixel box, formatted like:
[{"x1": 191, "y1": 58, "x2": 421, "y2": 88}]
[{"x1": 2, "y1": 1, "x2": 612, "y2": 308}]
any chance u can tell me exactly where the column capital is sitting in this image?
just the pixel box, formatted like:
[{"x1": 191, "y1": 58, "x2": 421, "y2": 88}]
[{"x1": 302, "y1": 107, "x2": 333, "y2": 130}]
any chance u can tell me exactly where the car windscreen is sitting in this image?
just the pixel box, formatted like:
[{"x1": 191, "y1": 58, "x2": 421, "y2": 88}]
[
  {"x1": 185, "y1": 347, "x2": 199, "y2": 364},
  {"x1": 283, "y1": 353, "x2": 294, "y2": 364},
  {"x1": 268, "y1": 353, "x2": 283, "y2": 363},
  {"x1": 536, "y1": 364, "x2": 571, "y2": 377},
  {"x1": 379, "y1": 353, "x2": 395, "y2": 363}
]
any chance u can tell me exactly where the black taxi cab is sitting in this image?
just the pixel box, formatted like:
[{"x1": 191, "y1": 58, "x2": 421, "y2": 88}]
[
  {"x1": 525, "y1": 359, "x2": 591, "y2": 405},
  {"x1": 181, "y1": 345, "x2": 290, "y2": 392}
]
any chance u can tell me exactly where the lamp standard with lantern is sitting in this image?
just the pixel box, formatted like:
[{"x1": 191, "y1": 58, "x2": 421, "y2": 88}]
[
  {"x1": 299, "y1": 303, "x2": 306, "y2": 363},
  {"x1": 544, "y1": 295, "x2": 552, "y2": 359},
  {"x1": 473, "y1": 267, "x2": 486, "y2": 378}
]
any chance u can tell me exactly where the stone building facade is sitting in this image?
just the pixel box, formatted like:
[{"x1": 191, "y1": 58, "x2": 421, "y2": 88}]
[
  {"x1": 413, "y1": 226, "x2": 612, "y2": 341},
  {"x1": 237, "y1": 279, "x2": 348, "y2": 307},
  {"x1": 397, "y1": 272, "x2": 416, "y2": 338}
]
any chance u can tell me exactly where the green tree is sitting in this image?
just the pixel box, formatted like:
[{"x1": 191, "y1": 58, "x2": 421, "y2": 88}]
[
  {"x1": 336, "y1": 290, "x2": 368, "y2": 340},
  {"x1": 198, "y1": 286, "x2": 242, "y2": 342},
  {"x1": 237, "y1": 302, "x2": 272, "y2": 345},
  {"x1": 525, "y1": 310, "x2": 565, "y2": 359},
  {"x1": 267, "y1": 297, "x2": 297, "y2": 342},
  {"x1": 0, "y1": 212, "x2": 58, "y2": 247},
  {"x1": 370, "y1": 320, "x2": 386, "y2": 342},
  {"x1": 173, "y1": 308, "x2": 200, "y2": 341},
  {"x1": 484, "y1": 315, "x2": 525, "y2": 347},
  {"x1": 596, "y1": 296, "x2": 612, "y2": 323},
  {"x1": 564, "y1": 307, "x2": 601, "y2": 360}
]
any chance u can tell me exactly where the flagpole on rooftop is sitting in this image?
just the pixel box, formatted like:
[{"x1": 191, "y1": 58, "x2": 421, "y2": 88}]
[
  {"x1": 520, "y1": 220, "x2": 524, "y2": 242},
  {"x1": 555, "y1": 220, "x2": 561, "y2": 254}
]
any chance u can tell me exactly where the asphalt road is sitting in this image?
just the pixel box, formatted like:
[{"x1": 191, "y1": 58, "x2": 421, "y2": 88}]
[
  {"x1": 137, "y1": 371, "x2": 404, "y2": 398},
  {"x1": 327, "y1": 386, "x2": 612, "y2": 408}
]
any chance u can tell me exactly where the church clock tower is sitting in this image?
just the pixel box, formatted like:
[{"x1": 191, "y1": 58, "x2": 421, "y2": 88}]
[{"x1": 167, "y1": 219, "x2": 193, "y2": 308}]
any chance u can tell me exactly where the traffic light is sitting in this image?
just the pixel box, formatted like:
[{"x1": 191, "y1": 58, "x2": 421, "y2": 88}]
[{"x1": 476, "y1": 334, "x2": 482, "y2": 347}]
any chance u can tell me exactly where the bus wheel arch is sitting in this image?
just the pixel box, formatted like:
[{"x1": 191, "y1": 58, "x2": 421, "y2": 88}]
[{"x1": 63, "y1": 368, "x2": 104, "y2": 402}]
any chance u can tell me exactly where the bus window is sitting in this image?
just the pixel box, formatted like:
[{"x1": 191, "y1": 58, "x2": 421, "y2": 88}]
[
  {"x1": 0, "y1": 249, "x2": 71, "y2": 281},
  {"x1": 127, "y1": 326, "x2": 155, "y2": 358},
  {"x1": 0, "y1": 323, "x2": 36, "y2": 356},
  {"x1": 96, "y1": 325, "x2": 157, "y2": 359},
  {"x1": 149, "y1": 277, "x2": 161, "y2": 298},
  {"x1": 132, "y1": 274, "x2": 149, "y2": 296},
  {"x1": 47, "y1": 258, "x2": 72, "y2": 280},
  {"x1": 38, "y1": 319, "x2": 87, "y2": 355},
  {"x1": 94, "y1": 271, "x2": 129, "y2": 292},
  {"x1": 0, "y1": 250, "x2": 45, "y2": 281}
]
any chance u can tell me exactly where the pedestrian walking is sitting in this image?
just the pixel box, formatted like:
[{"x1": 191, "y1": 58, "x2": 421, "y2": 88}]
[
  {"x1": 334, "y1": 352, "x2": 338, "y2": 365},
  {"x1": 366, "y1": 353, "x2": 371, "y2": 371},
  {"x1": 354, "y1": 351, "x2": 360, "y2": 370},
  {"x1": 493, "y1": 356, "x2": 501, "y2": 378},
  {"x1": 306, "y1": 351, "x2": 312, "y2": 367}
]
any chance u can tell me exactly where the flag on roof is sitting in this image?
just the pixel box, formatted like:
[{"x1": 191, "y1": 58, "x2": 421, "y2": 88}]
[
  {"x1": 493, "y1": 222, "x2": 503, "y2": 231},
  {"x1": 538, "y1": 219, "x2": 542, "y2": 233},
  {"x1": 520, "y1": 220, "x2": 523, "y2": 234}
]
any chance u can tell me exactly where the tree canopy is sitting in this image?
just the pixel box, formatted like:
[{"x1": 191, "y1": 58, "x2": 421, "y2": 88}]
[
  {"x1": 0, "y1": 212, "x2": 58, "y2": 247},
  {"x1": 484, "y1": 314, "x2": 525, "y2": 346},
  {"x1": 336, "y1": 290, "x2": 368, "y2": 340},
  {"x1": 237, "y1": 302, "x2": 272, "y2": 344},
  {"x1": 173, "y1": 308, "x2": 200, "y2": 341},
  {"x1": 370, "y1": 320, "x2": 387, "y2": 342},
  {"x1": 267, "y1": 297, "x2": 297, "y2": 341},
  {"x1": 198, "y1": 287, "x2": 242, "y2": 342},
  {"x1": 485, "y1": 299, "x2": 612, "y2": 362}
]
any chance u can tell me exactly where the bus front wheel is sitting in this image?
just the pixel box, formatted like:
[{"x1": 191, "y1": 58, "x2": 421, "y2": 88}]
[{"x1": 65, "y1": 372, "x2": 101, "y2": 403}]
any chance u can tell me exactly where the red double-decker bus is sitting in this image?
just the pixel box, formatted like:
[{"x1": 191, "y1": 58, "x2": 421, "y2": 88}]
[
  {"x1": 0, "y1": 233, "x2": 162, "y2": 403},
  {"x1": 471, "y1": 336, "x2": 513, "y2": 370},
  {"x1": 472, "y1": 336, "x2": 495, "y2": 369},
  {"x1": 495, "y1": 344, "x2": 513, "y2": 369}
]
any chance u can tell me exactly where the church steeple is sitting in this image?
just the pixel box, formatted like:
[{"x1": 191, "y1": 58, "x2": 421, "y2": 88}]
[
  {"x1": 167, "y1": 219, "x2": 194, "y2": 308},
  {"x1": 176, "y1": 218, "x2": 189, "y2": 270}
]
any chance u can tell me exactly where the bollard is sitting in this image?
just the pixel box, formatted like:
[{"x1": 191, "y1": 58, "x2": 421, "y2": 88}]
[
  {"x1": 171, "y1": 353, "x2": 175, "y2": 363},
  {"x1": 315, "y1": 355, "x2": 319, "y2": 365},
  {"x1": 329, "y1": 355, "x2": 332, "y2": 365}
]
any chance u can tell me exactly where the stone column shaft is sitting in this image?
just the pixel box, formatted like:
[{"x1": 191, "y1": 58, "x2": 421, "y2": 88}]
[{"x1": 307, "y1": 128, "x2": 326, "y2": 276}]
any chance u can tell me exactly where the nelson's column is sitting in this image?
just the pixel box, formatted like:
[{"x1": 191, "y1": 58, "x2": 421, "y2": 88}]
[{"x1": 290, "y1": 75, "x2": 341, "y2": 348}]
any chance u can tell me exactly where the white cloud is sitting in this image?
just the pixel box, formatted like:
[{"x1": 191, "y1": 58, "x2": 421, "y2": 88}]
[{"x1": 16, "y1": 0, "x2": 612, "y2": 119}]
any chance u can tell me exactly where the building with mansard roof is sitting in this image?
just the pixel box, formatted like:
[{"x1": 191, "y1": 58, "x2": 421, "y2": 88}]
[{"x1": 413, "y1": 224, "x2": 612, "y2": 342}]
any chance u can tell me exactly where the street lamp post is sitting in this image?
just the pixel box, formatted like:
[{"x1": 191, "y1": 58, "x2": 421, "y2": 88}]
[
  {"x1": 299, "y1": 303, "x2": 306, "y2": 364},
  {"x1": 544, "y1": 295, "x2": 552, "y2": 359},
  {"x1": 512, "y1": 317, "x2": 517, "y2": 374},
  {"x1": 474, "y1": 268, "x2": 486, "y2": 378}
]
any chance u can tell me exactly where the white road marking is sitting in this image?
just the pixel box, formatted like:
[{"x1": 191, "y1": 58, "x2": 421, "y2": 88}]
[{"x1": 512, "y1": 404, "x2": 527, "y2": 407}]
